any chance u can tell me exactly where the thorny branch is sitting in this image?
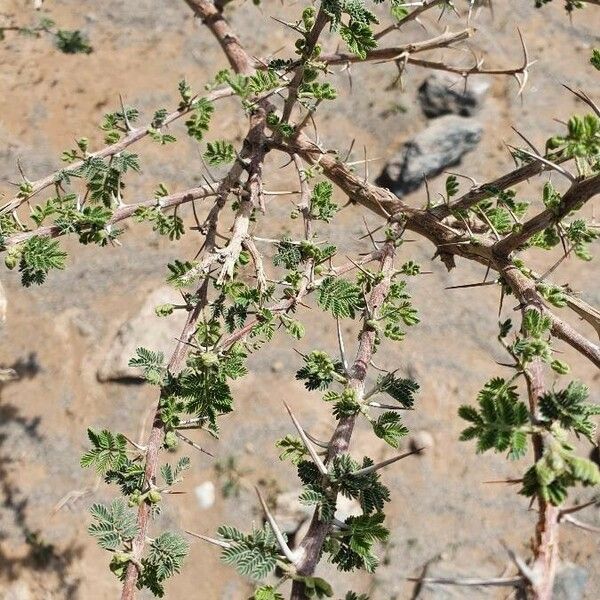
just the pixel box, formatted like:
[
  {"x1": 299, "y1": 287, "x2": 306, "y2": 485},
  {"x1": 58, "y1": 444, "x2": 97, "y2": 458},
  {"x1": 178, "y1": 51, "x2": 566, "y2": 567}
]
[
  {"x1": 290, "y1": 234, "x2": 399, "y2": 600},
  {"x1": 0, "y1": 87, "x2": 233, "y2": 216},
  {"x1": 2, "y1": 1, "x2": 599, "y2": 599}
]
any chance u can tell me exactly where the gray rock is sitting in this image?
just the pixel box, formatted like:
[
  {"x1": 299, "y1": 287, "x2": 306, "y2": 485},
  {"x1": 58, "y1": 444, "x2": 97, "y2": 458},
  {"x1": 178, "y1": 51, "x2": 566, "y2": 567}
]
[
  {"x1": 409, "y1": 430, "x2": 435, "y2": 454},
  {"x1": 553, "y1": 562, "x2": 588, "y2": 600},
  {"x1": 375, "y1": 116, "x2": 482, "y2": 197},
  {"x1": 97, "y1": 287, "x2": 186, "y2": 381},
  {"x1": 419, "y1": 74, "x2": 490, "y2": 118}
]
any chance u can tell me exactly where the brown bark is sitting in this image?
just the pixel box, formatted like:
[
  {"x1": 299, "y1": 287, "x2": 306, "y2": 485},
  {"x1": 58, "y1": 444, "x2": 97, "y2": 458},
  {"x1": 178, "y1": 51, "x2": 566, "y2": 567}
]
[
  {"x1": 290, "y1": 242, "x2": 397, "y2": 599},
  {"x1": 120, "y1": 286, "x2": 210, "y2": 600},
  {"x1": 495, "y1": 173, "x2": 600, "y2": 254},
  {"x1": 524, "y1": 359, "x2": 560, "y2": 600}
]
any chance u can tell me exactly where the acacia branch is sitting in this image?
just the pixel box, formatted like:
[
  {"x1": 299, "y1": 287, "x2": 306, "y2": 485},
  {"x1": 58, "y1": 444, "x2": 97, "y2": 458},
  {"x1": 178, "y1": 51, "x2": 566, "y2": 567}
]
[
  {"x1": 290, "y1": 235, "x2": 398, "y2": 599},
  {"x1": 494, "y1": 173, "x2": 600, "y2": 254},
  {"x1": 498, "y1": 260, "x2": 600, "y2": 369},
  {"x1": 374, "y1": 0, "x2": 446, "y2": 40},
  {"x1": 319, "y1": 28, "x2": 474, "y2": 65},
  {"x1": 0, "y1": 88, "x2": 231, "y2": 216},
  {"x1": 8, "y1": 2, "x2": 598, "y2": 596},
  {"x1": 120, "y1": 106, "x2": 267, "y2": 598},
  {"x1": 3, "y1": 184, "x2": 219, "y2": 247},
  {"x1": 522, "y1": 354, "x2": 560, "y2": 599},
  {"x1": 433, "y1": 156, "x2": 568, "y2": 219},
  {"x1": 183, "y1": 0, "x2": 254, "y2": 74},
  {"x1": 405, "y1": 55, "x2": 526, "y2": 77},
  {"x1": 281, "y1": 134, "x2": 600, "y2": 369},
  {"x1": 121, "y1": 5, "x2": 275, "y2": 595},
  {"x1": 120, "y1": 206, "x2": 253, "y2": 598},
  {"x1": 280, "y1": 8, "x2": 330, "y2": 124},
  {"x1": 120, "y1": 280, "x2": 210, "y2": 600}
]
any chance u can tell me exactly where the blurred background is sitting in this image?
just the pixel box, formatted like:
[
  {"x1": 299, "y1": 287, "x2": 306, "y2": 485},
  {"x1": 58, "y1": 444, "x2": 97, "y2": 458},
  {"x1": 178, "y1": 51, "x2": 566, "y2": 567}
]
[{"x1": 0, "y1": 1, "x2": 599, "y2": 598}]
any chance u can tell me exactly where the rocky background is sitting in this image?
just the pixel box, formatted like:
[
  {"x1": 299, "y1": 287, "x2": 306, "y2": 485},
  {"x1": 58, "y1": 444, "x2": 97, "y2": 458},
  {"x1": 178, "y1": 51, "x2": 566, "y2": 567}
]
[{"x1": 0, "y1": 1, "x2": 599, "y2": 599}]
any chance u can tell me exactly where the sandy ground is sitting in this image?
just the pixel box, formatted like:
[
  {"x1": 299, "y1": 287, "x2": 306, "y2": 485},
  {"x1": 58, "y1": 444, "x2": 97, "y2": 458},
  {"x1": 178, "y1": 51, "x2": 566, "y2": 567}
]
[{"x1": 0, "y1": 1, "x2": 599, "y2": 598}]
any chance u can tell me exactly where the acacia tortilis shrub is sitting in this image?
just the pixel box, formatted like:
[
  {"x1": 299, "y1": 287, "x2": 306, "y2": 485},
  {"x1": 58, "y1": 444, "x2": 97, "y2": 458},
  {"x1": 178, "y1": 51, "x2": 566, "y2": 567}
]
[{"x1": 1, "y1": 1, "x2": 599, "y2": 599}]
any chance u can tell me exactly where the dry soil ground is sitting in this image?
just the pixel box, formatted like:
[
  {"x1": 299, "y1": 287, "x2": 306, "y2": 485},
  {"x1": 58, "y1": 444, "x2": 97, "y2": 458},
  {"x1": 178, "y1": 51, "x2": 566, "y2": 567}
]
[{"x1": 0, "y1": 1, "x2": 599, "y2": 599}]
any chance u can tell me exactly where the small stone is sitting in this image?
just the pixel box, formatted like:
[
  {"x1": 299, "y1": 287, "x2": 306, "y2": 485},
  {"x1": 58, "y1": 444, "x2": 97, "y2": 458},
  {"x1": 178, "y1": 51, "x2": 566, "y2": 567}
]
[
  {"x1": 553, "y1": 562, "x2": 588, "y2": 600},
  {"x1": 375, "y1": 116, "x2": 482, "y2": 197},
  {"x1": 271, "y1": 360, "x2": 284, "y2": 373},
  {"x1": 194, "y1": 481, "x2": 216, "y2": 509},
  {"x1": 409, "y1": 430, "x2": 435, "y2": 454},
  {"x1": 418, "y1": 73, "x2": 490, "y2": 119},
  {"x1": 0, "y1": 367, "x2": 18, "y2": 382}
]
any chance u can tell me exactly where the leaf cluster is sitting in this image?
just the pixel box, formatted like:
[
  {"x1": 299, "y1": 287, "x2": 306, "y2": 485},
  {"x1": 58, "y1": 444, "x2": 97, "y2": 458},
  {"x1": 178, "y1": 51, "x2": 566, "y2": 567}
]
[
  {"x1": 459, "y1": 377, "x2": 530, "y2": 460},
  {"x1": 326, "y1": 513, "x2": 388, "y2": 573},
  {"x1": 134, "y1": 205, "x2": 184, "y2": 240},
  {"x1": 318, "y1": 277, "x2": 364, "y2": 319},
  {"x1": 185, "y1": 98, "x2": 214, "y2": 141},
  {"x1": 88, "y1": 499, "x2": 138, "y2": 550},
  {"x1": 54, "y1": 29, "x2": 92, "y2": 54},
  {"x1": 546, "y1": 113, "x2": 600, "y2": 174},
  {"x1": 7, "y1": 235, "x2": 67, "y2": 286},
  {"x1": 376, "y1": 372, "x2": 419, "y2": 408},
  {"x1": 378, "y1": 280, "x2": 419, "y2": 342},
  {"x1": 310, "y1": 181, "x2": 338, "y2": 222},
  {"x1": 296, "y1": 350, "x2": 344, "y2": 390},
  {"x1": 218, "y1": 525, "x2": 279, "y2": 580},
  {"x1": 214, "y1": 69, "x2": 281, "y2": 99},
  {"x1": 539, "y1": 381, "x2": 600, "y2": 442},
  {"x1": 138, "y1": 532, "x2": 189, "y2": 597},
  {"x1": 74, "y1": 153, "x2": 140, "y2": 206},
  {"x1": 521, "y1": 438, "x2": 600, "y2": 505},
  {"x1": 81, "y1": 428, "x2": 128, "y2": 474},
  {"x1": 100, "y1": 108, "x2": 140, "y2": 143},
  {"x1": 204, "y1": 140, "x2": 236, "y2": 166}
]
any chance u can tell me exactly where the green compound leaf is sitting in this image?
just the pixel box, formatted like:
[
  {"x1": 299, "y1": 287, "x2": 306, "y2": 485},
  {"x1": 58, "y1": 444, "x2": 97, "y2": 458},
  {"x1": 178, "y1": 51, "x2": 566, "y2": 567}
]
[{"x1": 318, "y1": 277, "x2": 364, "y2": 319}]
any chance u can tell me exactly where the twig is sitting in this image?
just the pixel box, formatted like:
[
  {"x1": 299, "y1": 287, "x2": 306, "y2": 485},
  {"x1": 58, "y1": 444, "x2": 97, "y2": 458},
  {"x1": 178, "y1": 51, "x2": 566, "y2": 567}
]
[
  {"x1": 561, "y1": 514, "x2": 600, "y2": 533},
  {"x1": 406, "y1": 575, "x2": 524, "y2": 587},
  {"x1": 0, "y1": 88, "x2": 231, "y2": 215},
  {"x1": 174, "y1": 430, "x2": 214, "y2": 457}
]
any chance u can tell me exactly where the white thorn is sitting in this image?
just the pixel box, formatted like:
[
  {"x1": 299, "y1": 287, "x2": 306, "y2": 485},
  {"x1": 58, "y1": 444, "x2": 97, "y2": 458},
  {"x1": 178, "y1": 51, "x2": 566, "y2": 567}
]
[
  {"x1": 351, "y1": 448, "x2": 423, "y2": 477},
  {"x1": 562, "y1": 514, "x2": 600, "y2": 534},
  {"x1": 185, "y1": 531, "x2": 231, "y2": 549},
  {"x1": 283, "y1": 401, "x2": 328, "y2": 476},
  {"x1": 255, "y1": 487, "x2": 297, "y2": 563},
  {"x1": 336, "y1": 318, "x2": 349, "y2": 372}
]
